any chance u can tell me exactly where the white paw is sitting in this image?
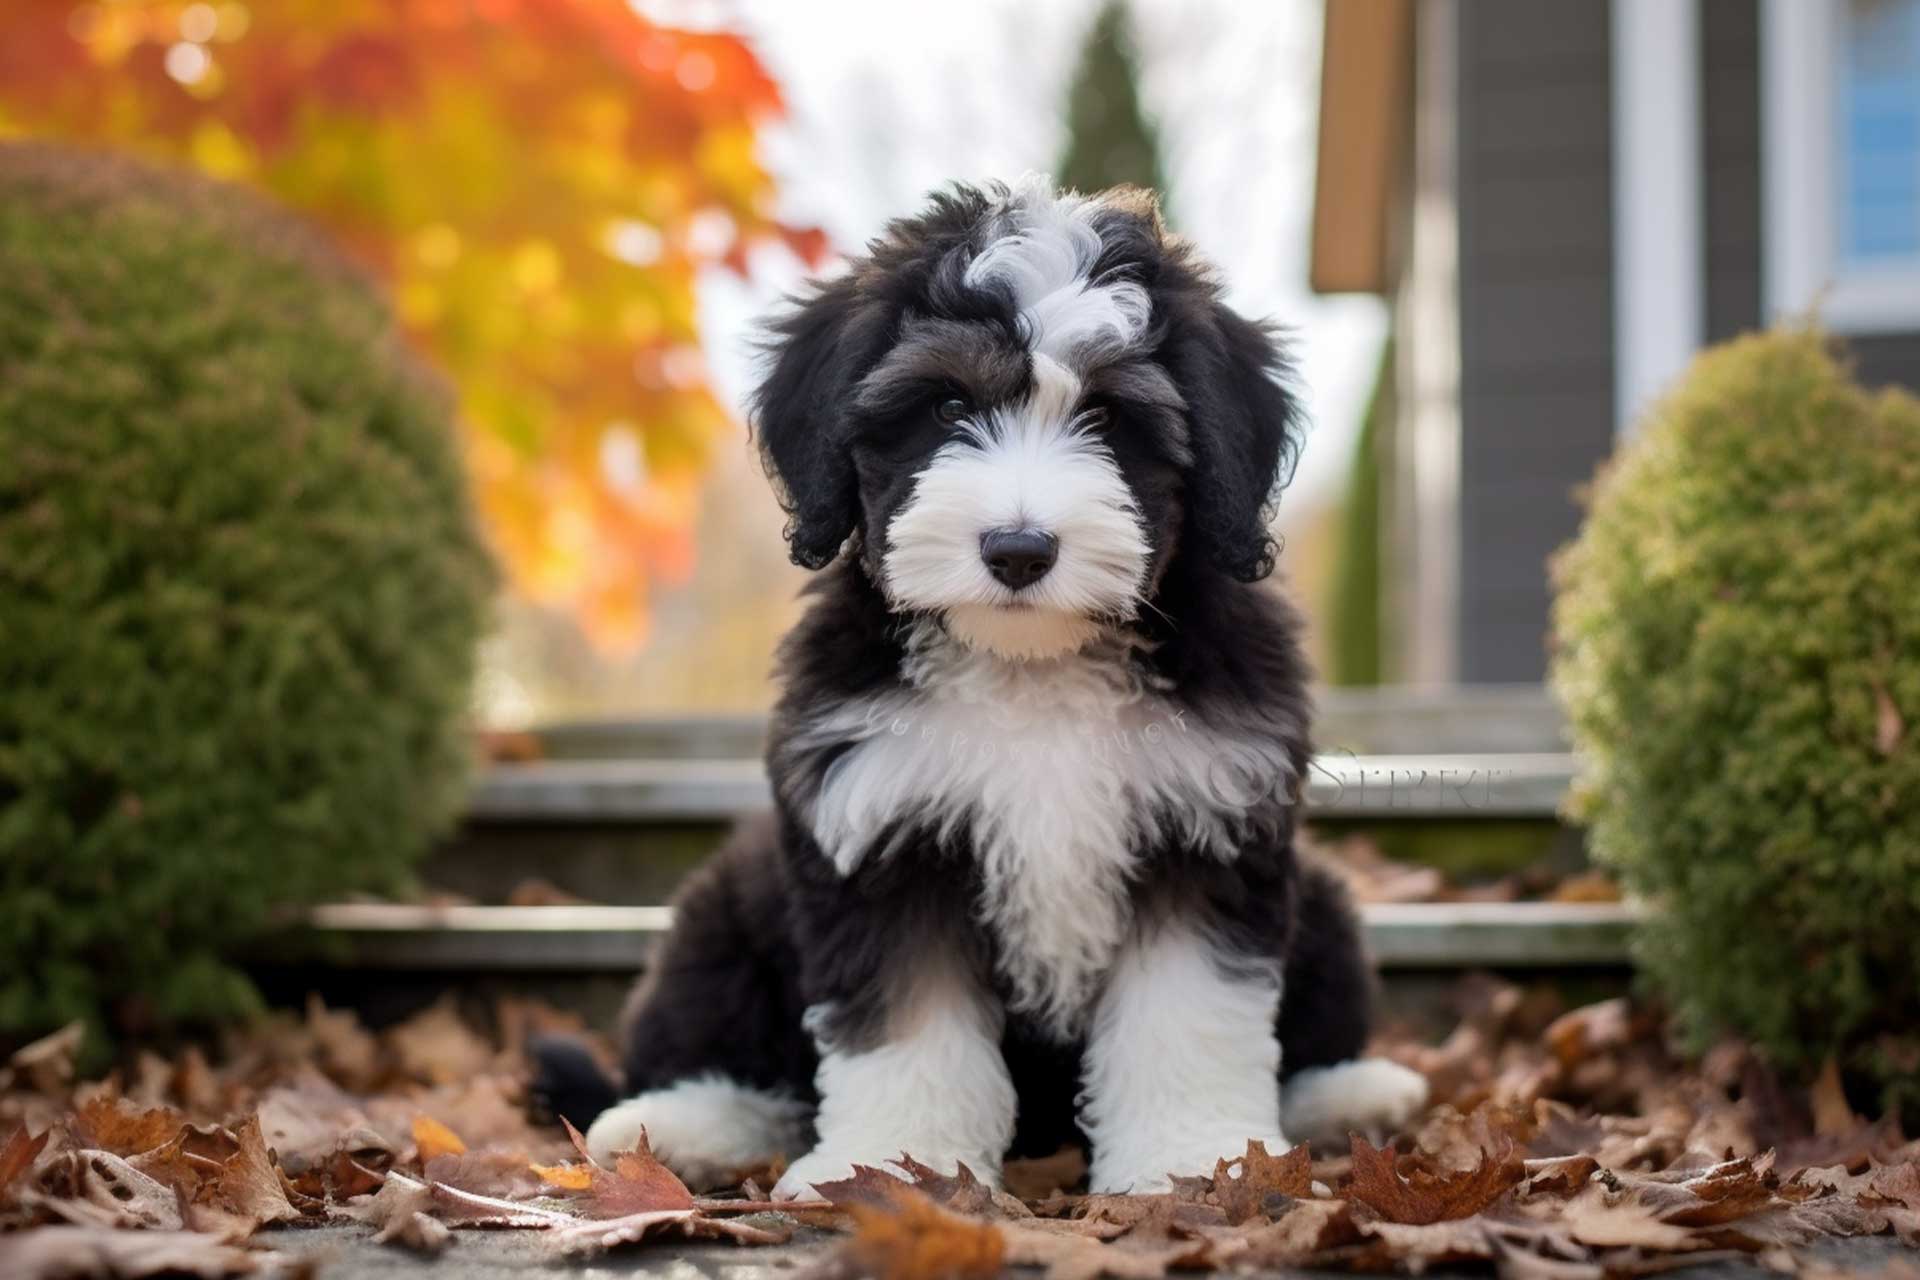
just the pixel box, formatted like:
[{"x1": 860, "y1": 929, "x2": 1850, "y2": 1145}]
[
  {"x1": 1280, "y1": 1059, "x2": 1430, "y2": 1146},
  {"x1": 584, "y1": 1078, "x2": 811, "y2": 1190},
  {"x1": 1089, "y1": 1132, "x2": 1291, "y2": 1195}
]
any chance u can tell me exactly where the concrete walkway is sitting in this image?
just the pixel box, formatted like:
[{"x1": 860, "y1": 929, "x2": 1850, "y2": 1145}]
[{"x1": 270, "y1": 1223, "x2": 1918, "y2": 1278}]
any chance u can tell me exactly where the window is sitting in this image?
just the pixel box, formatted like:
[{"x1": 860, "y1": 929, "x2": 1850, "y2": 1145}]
[{"x1": 1765, "y1": 0, "x2": 1920, "y2": 331}]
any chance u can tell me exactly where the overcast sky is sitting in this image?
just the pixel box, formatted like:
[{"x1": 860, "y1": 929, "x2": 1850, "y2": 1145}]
[{"x1": 673, "y1": 0, "x2": 1388, "y2": 514}]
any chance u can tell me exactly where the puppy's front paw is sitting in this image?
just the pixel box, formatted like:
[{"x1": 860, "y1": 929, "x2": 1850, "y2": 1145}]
[
  {"x1": 772, "y1": 1147, "x2": 864, "y2": 1201},
  {"x1": 1089, "y1": 1132, "x2": 1291, "y2": 1195}
]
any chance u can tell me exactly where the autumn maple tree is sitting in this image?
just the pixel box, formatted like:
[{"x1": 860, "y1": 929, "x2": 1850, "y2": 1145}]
[{"x1": 0, "y1": 0, "x2": 826, "y2": 647}]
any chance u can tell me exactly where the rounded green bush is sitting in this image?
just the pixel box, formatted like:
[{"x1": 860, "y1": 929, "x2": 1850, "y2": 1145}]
[
  {"x1": 1552, "y1": 329, "x2": 1920, "y2": 1104},
  {"x1": 0, "y1": 144, "x2": 494, "y2": 1040}
]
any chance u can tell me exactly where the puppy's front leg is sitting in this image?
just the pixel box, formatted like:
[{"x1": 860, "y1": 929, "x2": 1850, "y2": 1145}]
[
  {"x1": 1081, "y1": 919, "x2": 1288, "y2": 1193},
  {"x1": 771, "y1": 958, "x2": 1016, "y2": 1201}
]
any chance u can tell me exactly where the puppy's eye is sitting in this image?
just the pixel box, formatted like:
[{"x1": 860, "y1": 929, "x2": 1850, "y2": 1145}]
[{"x1": 934, "y1": 396, "x2": 972, "y2": 424}]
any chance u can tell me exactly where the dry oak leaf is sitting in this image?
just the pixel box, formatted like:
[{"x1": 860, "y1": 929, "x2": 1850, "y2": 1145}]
[
  {"x1": 410, "y1": 1114, "x2": 466, "y2": 1164},
  {"x1": 1189, "y1": 1140, "x2": 1312, "y2": 1224},
  {"x1": 338, "y1": 1172, "x2": 451, "y2": 1253},
  {"x1": 1810, "y1": 1057, "x2": 1861, "y2": 1138},
  {"x1": 560, "y1": 1116, "x2": 695, "y2": 1216},
  {"x1": 548, "y1": 1206, "x2": 791, "y2": 1257},
  {"x1": 1003, "y1": 1146, "x2": 1088, "y2": 1200},
  {"x1": 383, "y1": 999, "x2": 496, "y2": 1086},
  {"x1": 1606, "y1": 1152, "x2": 1780, "y2": 1228},
  {"x1": 303, "y1": 995, "x2": 380, "y2": 1091},
  {"x1": 807, "y1": 1155, "x2": 1024, "y2": 1218},
  {"x1": 3, "y1": 1023, "x2": 84, "y2": 1095},
  {"x1": 127, "y1": 1125, "x2": 236, "y2": 1203},
  {"x1": 71, "y1": 1096, "x2": 184, "y2": 1158},
  {"x1": 199, "y1": 1116, "x2": 301, "y2": 1233},
  {"x1": 999, "y1": 1223, "x2": 1208, "y2": 1280},
  {"x1": 423, "y1": 1149, "x2": 544, "y2": 1201},
  {"x1": 846, "y1": 1193, "x2": 1006, "y2": 1280},
  {"x1": 1347, "y1": 1134, "x2": 1524, "y2": 1224},
  {"x1": 1, "y1": 1225, "x2": 284, "y2": 1279},
  {"x1": 1543, "y1": 998, "x2": 1636, "y2": 1071},
  {"x1": 36, "y1": 1149, "x2": 184, "y2": 1231},
  {"x1": 375, "y1": 1208, "x2": 451, "y2": 1254},
  {"x1": 1232, "y1": 1198, "x2": 1364, "y2": 1268},
  {"x1": 2, "y1": 1125, "x2": 50, "y2": 1201},
  {"x1": 1522, "y1": 1153, "x2": 1601, "y2": 1197},
  {"x1": 1530, "y1": 1182, "x2": 1706, "y2": 1252}
]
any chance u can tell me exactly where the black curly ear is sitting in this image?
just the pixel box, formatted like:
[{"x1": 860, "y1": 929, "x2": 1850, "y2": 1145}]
[
  {"x1": 1162, "y1": 301, "x2": 1303, "y2": 581},
  {"x1": 750, "y1": 276, "x2": 889, "y2": 569}
]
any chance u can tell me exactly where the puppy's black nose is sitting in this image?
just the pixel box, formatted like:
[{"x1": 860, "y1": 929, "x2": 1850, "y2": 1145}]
[{"x1": 980, "y1": 528, "x2": 1058, "y2": 590}]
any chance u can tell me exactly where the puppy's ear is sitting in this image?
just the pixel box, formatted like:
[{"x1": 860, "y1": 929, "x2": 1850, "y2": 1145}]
[
  {"x1": 751, "y1": 276, "x2": 887, "y2": 569},
  {"x1": 1163, "y1": 301, "x2": 1303, "y2": 582}
]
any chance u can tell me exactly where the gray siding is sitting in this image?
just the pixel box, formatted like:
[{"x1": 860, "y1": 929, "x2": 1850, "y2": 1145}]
[
  {"x1": 1702, "y1": 0, "x2": 1763, "y2": 344},
  {"x1": 1703, "y1": 0, "x2": 1920, "y2": 388},
  {"x1": 1454, "y1": 0, "x2": 1617, "y2": 683}
]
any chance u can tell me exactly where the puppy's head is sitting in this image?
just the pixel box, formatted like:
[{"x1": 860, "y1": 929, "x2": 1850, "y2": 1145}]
[{"x1": 753, "y1": 178, "x2": 1300, "y2": 661}]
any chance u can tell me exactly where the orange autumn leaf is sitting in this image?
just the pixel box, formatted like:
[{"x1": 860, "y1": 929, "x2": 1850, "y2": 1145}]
[
  {"x1": 847, "y1": 1193, "x2": 1006, "y2": 1280},
  {"x1": 0, "y1": 0, "x2": 830, "y2": 651},
  {"x1": 532, "y1": 1161, "x2": 596, "y2": 1192},
  {"x1": 412, "y1": 1114, "x2": 467, "y2": 1163},
  {"x1": 1346, "y1": 1134, "x2": 1524, "y2": 1226}
]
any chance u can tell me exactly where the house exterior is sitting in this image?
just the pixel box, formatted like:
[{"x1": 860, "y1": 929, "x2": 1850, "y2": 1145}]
[{"x1": 1312, "y1": 0, "x2": 1920, "y2": 685}]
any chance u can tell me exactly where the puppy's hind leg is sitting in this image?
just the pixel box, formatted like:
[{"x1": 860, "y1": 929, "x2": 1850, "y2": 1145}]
[
  {"x1": 583, "y1": 815, "x2": 820, "y2": 1188},
  {"x1": 1277, "y1": 860, "x2": 1429, "y2": 1145}
]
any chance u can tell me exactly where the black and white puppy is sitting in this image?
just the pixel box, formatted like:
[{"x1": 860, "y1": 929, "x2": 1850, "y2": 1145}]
[{"x1": 537, "y1": 178, "x2": 1427, "y2": 1198}]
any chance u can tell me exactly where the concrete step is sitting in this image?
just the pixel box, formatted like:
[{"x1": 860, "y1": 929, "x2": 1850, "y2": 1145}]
[
  {"x1": 467, "y1": 752, "x2": 1579, "y2": 824},
  {"x1": 524, "y1": 686, "x2": 1569, "y2": 761},
  {"x1": 300, "y1": 900, "x2": 1637, "y2": 972}
]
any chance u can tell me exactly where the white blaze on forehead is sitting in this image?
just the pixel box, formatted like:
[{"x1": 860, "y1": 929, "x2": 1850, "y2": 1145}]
[
  {"x1": 964, "y1": 180, "x2": 1151, "y2": 364},
  {"x1": 881, "y1": 356, "x2": 1150, "y2": 657}
]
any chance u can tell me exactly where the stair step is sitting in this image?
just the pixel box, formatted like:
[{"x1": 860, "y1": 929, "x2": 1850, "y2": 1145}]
[
  {"x1": 525, "y1": 687, "x2": 1569, "y2": 761},
  {"x1": 466, "y1": 753, "x2": 1578, "y2": 824},
  {"x1": 300, "y1": 900, "x2": 1635, "y2": 972}
]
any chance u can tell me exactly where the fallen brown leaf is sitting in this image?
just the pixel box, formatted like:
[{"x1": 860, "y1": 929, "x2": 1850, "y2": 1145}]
[
  {"x1": 1347, "y1": 1134, "x2": 1524, "y2": 1224},
  {"x1": 1188, "y1": 1140, "x2": 1311, "y2": 1223},
  {"x1": 375, "y1": 1208, "x2": 450, "y2": 1254},
  {"x1": 304, "y1": 996, "x2": 380, "y2": 1092},
  {"x1": 559, "y1": 1116, "x2": 694, "y2": 1216},
  {"x1": 1002, "y1": 1146, "x2": 1087, "y2": 1200},
  {"x1": 70, "y1": 1096, "x2": 182, "y2": 1158},
  {"x1": 1811, "y1": 1058, "x2": 1860, "y2": 1137},
  {"x1": 3, "y1": 1225, "x2": 283, "y2": 1278},
  {"x1": 40, "y1": 1149, "x2": 184, "y2": 1231},
  {"x1": 847, "y1": 1192, "x2": 1006, "y2": 1280},
  {"x1": 1524, "y1": 1153, "x2": 1601, "y2": 1196},
  {"x1": 2, "y1": 1126, "x2": 50, "y2": 1201},
  {"x1": 383, "y1": 998, "x2": 495, "y2": 1085},
  {"x1": 548, "y1": 1205, "x2": 790, "y2": 1256},
  {"x1": 198, "y1": 1116, "x2": 300, "y2": 1233},
  {"x1": 424, "y1": 1149, "x2": 542, "y2": 1200},
  {"x1": 3, "y1": 1024, "x2": 84, "y2": 1096}
]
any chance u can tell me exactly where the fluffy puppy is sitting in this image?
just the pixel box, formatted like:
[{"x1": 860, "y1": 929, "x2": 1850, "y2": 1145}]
[{"x1": 533, "y1": 178, "x2": 1426, "y2": 1197}]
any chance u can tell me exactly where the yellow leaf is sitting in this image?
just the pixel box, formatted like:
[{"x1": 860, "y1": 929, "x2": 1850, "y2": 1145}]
[
  {"x1": 532, "y1": 1161, "x2": 595, "y2": 1191},
  {"x1": 412, "y1": 1114, "x2": 466, "y2": 1162}
]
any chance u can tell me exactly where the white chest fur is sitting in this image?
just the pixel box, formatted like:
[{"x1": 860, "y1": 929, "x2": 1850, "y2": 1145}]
[{"x1": 793, "y1": 626, "x2": 1295, "y2": 1033}]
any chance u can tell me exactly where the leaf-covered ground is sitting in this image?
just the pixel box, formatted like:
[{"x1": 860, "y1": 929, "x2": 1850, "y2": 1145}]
[{"x1": 2, "y1": 979, "x2": 1917, "y2": 1279}]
